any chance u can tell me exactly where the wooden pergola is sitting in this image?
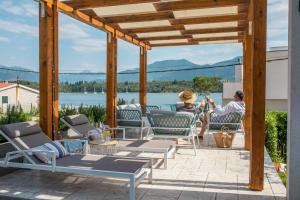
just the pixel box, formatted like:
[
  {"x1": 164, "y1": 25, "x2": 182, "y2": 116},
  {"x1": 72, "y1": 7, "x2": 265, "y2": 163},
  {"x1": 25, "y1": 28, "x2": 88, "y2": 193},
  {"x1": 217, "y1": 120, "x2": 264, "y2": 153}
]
[{"x1": 38, "y1": 0, "x2": 266, "y2": 191}]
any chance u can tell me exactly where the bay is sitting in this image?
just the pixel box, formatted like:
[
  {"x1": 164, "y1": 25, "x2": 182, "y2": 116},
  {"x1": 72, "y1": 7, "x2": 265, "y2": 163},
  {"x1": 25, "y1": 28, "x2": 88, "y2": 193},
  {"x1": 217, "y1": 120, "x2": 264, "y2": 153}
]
[{"x1": 59, "y1": 92, "x2": 223, "y2": 110}]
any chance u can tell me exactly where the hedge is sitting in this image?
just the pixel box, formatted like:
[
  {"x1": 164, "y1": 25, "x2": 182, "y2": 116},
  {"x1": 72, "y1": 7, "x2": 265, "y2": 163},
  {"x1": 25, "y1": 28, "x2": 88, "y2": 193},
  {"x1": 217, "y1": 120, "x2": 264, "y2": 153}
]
[{"x1": 265, "y1": 112, "x2": 287, "y2": 163}]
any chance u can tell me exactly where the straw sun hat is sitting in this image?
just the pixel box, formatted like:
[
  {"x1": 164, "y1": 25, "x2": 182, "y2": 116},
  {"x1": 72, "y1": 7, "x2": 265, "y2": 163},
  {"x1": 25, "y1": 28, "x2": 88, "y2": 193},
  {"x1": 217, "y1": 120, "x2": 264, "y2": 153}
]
[{"x1": 178, "y1": 90, "x2": 197, "y2": 104}]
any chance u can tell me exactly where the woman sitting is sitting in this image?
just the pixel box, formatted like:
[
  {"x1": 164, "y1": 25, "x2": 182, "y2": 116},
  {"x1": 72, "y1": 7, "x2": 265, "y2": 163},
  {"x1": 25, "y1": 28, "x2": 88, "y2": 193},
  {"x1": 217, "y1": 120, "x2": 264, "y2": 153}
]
[{"x1": 176, "y1": 90, "x2": 201, "y2": 114}]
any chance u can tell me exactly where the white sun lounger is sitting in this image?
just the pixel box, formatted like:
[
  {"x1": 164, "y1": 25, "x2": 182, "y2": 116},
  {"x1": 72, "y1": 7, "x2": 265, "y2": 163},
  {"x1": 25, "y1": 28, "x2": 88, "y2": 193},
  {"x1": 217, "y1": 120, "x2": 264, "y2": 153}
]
[
  {"x1": 61, "y1": 114, "x2": 177, "y2": 169},
  {"x1": 0, "y1": 121, "x2": 152, "y2": 200}
]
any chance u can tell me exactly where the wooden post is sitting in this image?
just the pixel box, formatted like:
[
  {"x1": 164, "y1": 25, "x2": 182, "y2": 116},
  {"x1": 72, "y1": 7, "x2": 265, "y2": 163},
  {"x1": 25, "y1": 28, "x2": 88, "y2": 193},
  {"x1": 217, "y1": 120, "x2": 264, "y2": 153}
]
[
  {"x1": 139, "y1": 47, "x2": 147, "y2": 113},
  {"x1": 243, "y1": 25, "x2": 253, "y2": 151},
  {"x1": 106, "y1": 32, "x2": 117, "y2": 127},
  {"x1": 39, "y1": 1, "x2": 59, "y2": 140},
  {"x1": 249, "y1": 0, "x2": 267, "y2": 190}
]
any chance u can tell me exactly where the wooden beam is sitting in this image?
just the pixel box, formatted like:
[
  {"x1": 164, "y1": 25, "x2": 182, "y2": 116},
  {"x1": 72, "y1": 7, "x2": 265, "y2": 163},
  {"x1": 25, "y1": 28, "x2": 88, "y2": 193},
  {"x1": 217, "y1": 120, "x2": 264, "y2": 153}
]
[
  {"x1": 139, "y1": 35, "x2": 193, "y2": 41},
  {"x1": 192, "y1": 36, "x2": 243, "y2": 42},
  {"x1": 126, "y1": 25, "x2": 185, "y2": 34},
  {"x1": 170, "y1": 14, "x2": 247, "y2": 25},
  {"x1": 39, "y1": 0, "x2": 149, "y2": 49},
  {"x1": 140, "y1": 35, "x2": 242, "y2": 42},
  {"x1": 53, "y1": 1, "x2": 59, "y2": 140},
  {"x1": 249, "y1": 0, "x2": 267, "y2": 191},
  {"x1": 183, "y1": 27, "x2": 244, "y2": 34},
  {"x1": 151, "y1": 42, "x2": 198, "y2": 47},
  {"x1": 39, "y1": 1, "x2": 58, "y2": 140},
  {"x1": 103, "y1": 11, "x2": 174, "y2": 24},
  {"x1": 64, "y1": 0, "x2": 158, "y2": 9},
  {"x1": 106, "y1": 32, "x2": 118, "y2": 128},
  {"x1": 243, "y1": 31, "x2": 253, "y2": 151},
  {"x1": 243, "y1": 1, "x2": 253, "y2": 152},
  {"x1": 139, "y1": 47, "x2": 147, "y2": 113},
  {"x1": 154, "y1": 0, "x2": 249, "y2": 11}
]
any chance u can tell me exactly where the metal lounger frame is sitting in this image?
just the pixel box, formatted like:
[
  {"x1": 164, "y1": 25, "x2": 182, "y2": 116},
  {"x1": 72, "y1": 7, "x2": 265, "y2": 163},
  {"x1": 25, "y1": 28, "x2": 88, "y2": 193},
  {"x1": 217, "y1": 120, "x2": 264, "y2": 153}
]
[
  {"x1": 0, "y1": 130, "x2": 152, "y2": 200},
  {"x1": 147, "y1": 126, "x2": 199, "y2": 155},
  {"x1": 116, "y1": 142, "x2": 176, "y2": 169}
]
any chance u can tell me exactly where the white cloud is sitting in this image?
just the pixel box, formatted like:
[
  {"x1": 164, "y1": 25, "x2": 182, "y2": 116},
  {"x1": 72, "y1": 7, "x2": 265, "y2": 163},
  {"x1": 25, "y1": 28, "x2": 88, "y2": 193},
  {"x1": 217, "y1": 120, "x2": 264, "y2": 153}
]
[
  {"x1": 268, "y1": 28, "x2": 288, "y2": 38},
  {"x1": 268, "y1": 40, "x2": 288, "y2": 47},
  {"x1": 59, "y1": 23, "x2": 90, "y2": 39},
  {"x1": 0, "y1": 1, "x2": 37, "y2": 17},
  {"x1": 0, "y1": 36, "x2": 10, "y2": 43},
  {"x1": 0, "y1": 19, "x2": 38, "y2": 36},
  {"x1": 72, "y1": 38, "x2": 106, "y2": 53}
]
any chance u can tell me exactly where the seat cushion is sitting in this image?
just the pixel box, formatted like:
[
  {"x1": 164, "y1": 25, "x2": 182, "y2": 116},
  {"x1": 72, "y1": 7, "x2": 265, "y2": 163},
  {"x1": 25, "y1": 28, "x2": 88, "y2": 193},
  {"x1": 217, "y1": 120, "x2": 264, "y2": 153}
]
[
  {"x1": 31, "y1": 141, "x2": 69, "y2": 164},
  {"x1": 64, "y1": 114, "x2": 89, "y2": 126},
  {"x1": 0, "y1": 121, "x2": 42, "y2": 139},
  {"x1": 56, "y1": 154, "x2": 148, "y2": 174}
]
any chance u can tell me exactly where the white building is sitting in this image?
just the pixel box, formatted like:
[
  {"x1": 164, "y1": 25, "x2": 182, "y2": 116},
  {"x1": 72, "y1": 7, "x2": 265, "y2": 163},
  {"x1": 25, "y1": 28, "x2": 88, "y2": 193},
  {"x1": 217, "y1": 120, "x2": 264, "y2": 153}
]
[
  {"x1": 0, "y1": 82, "x2": 39, "y2": 112},
  {"x1": 223, "y1": 46, "x2": 288, "y2": 111}
]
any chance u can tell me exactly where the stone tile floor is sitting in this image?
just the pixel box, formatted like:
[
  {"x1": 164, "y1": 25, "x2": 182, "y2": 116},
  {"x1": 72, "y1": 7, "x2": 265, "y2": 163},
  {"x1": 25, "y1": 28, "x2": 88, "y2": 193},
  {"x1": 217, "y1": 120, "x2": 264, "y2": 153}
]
[{"x1": 0, "y1": 134, "x2": 286, "y2": 200}]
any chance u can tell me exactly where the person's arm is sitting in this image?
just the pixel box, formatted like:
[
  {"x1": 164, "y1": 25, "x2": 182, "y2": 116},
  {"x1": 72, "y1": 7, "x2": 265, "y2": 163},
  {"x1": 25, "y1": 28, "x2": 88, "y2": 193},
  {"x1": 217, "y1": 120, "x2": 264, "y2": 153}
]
[{"x1": 208, "y1": 98, "x2": 234, "y2": 116}]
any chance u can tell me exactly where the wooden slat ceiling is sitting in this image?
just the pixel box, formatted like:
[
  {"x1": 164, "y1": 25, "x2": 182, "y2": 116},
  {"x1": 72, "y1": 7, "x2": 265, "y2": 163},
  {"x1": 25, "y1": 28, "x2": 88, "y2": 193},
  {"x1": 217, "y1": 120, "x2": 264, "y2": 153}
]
[{"x1": 63, "y1": 0, "x2": 249, "y2": 47}]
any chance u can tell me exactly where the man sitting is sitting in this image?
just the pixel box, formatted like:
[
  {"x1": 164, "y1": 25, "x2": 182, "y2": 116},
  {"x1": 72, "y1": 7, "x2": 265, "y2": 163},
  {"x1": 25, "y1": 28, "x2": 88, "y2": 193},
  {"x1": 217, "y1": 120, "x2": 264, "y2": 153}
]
[{"x1": 199, "y1": 90, "x2": 245, "y2": 137}]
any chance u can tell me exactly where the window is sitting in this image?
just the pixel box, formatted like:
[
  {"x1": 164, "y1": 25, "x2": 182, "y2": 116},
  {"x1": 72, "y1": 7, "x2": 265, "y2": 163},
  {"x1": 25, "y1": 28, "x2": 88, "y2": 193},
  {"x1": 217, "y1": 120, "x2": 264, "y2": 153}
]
[{"x1": 2, "y1": 96, "x2": 8, "y2": 104}]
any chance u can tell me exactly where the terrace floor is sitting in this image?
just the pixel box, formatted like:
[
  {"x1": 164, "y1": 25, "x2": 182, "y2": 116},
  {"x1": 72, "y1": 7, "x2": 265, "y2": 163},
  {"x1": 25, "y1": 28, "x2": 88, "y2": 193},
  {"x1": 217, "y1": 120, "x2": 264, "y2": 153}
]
[{"x1": 0, "y1": 134, "x2": 286, "y2": 200}]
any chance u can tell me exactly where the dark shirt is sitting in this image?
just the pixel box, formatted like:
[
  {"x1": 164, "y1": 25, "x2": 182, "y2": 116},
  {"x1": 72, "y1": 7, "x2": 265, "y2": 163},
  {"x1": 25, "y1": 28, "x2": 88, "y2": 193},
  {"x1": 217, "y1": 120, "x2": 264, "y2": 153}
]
[{"x1": 176, "y1": 104, "x2": 200, "y2": 114}]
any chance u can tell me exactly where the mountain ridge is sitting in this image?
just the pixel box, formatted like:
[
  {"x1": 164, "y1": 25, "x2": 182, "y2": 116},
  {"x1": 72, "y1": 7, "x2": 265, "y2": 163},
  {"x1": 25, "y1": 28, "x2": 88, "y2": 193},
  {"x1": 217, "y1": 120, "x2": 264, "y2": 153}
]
[{"x1": 0, "y1": 57, "x2": 241, "y2": 83}]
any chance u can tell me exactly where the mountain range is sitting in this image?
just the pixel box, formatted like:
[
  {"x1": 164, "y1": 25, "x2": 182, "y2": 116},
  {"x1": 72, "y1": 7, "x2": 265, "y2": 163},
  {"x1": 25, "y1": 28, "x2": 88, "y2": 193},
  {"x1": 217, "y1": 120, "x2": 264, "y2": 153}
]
[{"x1": 0, "y1": 57, "x2": 241, "y2": 83}]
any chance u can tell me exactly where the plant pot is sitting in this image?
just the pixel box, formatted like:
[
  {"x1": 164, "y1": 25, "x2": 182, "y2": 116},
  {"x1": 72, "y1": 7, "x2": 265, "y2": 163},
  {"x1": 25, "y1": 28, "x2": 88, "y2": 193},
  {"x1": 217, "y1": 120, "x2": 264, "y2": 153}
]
[{"x1": 273, "y1": 162, "x2": 281, "y2": 172}]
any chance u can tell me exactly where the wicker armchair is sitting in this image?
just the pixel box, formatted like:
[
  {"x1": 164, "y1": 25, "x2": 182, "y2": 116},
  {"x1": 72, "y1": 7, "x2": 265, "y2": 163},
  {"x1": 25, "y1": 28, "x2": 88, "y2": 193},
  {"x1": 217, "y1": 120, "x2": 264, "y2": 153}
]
[
  {"x1": 208, "y1": 112, "x2": 244, "y2": 132},
  {"x1": 116, "y1": 109, "x2": 148, "y2": 139},
  {"x1": 147, "y1": 110, "x2": 199, "y2": 155}
]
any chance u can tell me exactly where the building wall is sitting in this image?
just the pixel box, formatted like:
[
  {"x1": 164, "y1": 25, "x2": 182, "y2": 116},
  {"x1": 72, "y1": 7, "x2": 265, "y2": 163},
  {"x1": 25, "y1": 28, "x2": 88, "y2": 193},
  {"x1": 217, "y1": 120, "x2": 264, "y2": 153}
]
[
  {"x1": 223, "y1": 49, "x2": 288, "y2": 112},
  {"x1": 0, "y1": 86, "x2": 39, "y2": 112},
  {"x1": 18, "y1": 87, "x2": 39, "y2": 110}
]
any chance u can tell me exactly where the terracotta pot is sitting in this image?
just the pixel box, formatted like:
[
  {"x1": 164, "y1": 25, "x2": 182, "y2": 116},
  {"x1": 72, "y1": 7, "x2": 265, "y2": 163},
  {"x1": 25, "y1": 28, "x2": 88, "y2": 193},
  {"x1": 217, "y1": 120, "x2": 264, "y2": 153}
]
[{"x1": 273, "y1": 162, "x2": 281, "y2": 172}]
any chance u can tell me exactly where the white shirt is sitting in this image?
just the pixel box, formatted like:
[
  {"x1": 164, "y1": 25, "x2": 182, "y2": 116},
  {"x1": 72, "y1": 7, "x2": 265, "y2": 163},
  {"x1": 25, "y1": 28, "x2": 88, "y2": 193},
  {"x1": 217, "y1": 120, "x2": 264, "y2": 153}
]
[{"x1": 213, "y1": 101, "x2": 245, "y2": 116}]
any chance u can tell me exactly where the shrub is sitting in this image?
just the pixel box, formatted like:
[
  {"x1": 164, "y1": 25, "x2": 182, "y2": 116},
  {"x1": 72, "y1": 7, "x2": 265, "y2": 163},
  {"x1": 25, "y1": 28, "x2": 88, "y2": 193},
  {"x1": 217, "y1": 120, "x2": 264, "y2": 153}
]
[
  {"x1": 58, "y1": 104, "x2": 106, "y2": 132},
  {"x1": 0, "y1": 105, "x2": 32, "y2": 125},
  {"x1": 274, "y1": 112, "x2": 287, "y2": 163},
  {"x1": 264, "y1": 112, "x2": 287, "y2": 163},
  {"x1": 78, "y1": 104, "x2": 106, "y2": 124},
  {"x1": 58, "y1": 105, "x2": 78, "y2": 132},
  {"x1": 265, "y1": 112, "x2": 281, "y2": 162},
  {"x1": 0, "y1": 105, "x2": 32, "y2": 143}
]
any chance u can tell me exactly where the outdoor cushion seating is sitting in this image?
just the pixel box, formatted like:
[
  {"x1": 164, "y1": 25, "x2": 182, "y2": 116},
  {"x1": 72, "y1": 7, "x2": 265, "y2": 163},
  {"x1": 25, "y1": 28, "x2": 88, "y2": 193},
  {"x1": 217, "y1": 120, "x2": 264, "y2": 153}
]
[
  {"x1": 147, "y1": 110, "x2": 199, "y2": 155},
  {"x1": 0, "y1": 121, "x2": 152, "y2": 200},
  {"x1": 61, "y1": 114, "x2": 125, "y2": 139},
  {"x1": 62, "y1": 114, "x2": 176, "y2": 169}
]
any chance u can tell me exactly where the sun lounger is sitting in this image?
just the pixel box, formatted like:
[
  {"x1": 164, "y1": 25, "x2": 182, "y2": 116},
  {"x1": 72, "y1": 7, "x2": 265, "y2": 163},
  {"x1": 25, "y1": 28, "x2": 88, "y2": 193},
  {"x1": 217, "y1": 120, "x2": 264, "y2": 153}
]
[
  {"x1": 61, "y1": 114, "x2": 126, "y2": 139},
  {"x1": 0, "y1": 121, "x2": 152, "y2": 200},
  {"x1": 61, "y1": 114, "x2": 176, "y2": 169}
]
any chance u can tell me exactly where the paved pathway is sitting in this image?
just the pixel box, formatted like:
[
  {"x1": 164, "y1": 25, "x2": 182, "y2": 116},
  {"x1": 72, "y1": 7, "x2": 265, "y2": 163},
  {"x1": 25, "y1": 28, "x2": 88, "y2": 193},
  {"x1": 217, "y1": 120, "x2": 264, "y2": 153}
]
[{"x1": 0, "y1": 134, "x2": 286, "y2": 200}]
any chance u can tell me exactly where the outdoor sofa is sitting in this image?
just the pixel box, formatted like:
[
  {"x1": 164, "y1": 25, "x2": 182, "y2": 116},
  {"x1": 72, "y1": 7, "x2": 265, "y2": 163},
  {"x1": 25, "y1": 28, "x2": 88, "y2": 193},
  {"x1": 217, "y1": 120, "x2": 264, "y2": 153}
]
[
  {"x1": 61, "y1": 114, "x2": 176, "y2": 169},
  {"x1": 0, "y1": 121, "x2": 152, "y2": 200}
]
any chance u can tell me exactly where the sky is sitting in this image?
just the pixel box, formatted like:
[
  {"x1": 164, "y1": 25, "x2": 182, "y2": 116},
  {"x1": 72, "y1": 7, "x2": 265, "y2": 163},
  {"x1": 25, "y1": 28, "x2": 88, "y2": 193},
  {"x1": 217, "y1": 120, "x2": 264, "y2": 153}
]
[{"x1": 0, "y1": 0, "x2": 288, "y2": 73}]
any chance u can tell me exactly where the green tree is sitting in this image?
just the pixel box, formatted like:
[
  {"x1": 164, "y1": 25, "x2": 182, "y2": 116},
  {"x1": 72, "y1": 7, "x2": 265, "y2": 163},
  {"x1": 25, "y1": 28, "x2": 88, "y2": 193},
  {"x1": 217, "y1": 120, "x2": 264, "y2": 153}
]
[{"x1": 193, "y1": 76, "x2": 222, "y2": 94}]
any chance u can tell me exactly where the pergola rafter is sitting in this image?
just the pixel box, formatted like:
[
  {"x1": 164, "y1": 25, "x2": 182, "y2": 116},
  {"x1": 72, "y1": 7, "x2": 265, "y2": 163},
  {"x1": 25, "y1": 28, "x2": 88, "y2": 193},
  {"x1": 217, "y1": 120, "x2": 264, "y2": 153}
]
[{"x1": 37, "y1": 0, "x2": 266, "y2": 193}]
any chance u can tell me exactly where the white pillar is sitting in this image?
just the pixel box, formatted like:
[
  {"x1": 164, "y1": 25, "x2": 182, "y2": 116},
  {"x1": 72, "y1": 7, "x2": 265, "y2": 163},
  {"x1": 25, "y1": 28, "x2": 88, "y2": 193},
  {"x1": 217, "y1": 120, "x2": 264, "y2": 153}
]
[{"x1": 287, "y1": 0, "x2": 300, "y2": 199}]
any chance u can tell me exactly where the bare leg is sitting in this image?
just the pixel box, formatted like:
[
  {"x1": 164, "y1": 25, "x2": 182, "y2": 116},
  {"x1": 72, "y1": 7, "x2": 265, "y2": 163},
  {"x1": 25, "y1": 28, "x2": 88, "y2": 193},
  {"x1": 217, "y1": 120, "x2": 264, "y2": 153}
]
[{"x1": 199, "y1": 112, "x2": 209, "y2": 136}]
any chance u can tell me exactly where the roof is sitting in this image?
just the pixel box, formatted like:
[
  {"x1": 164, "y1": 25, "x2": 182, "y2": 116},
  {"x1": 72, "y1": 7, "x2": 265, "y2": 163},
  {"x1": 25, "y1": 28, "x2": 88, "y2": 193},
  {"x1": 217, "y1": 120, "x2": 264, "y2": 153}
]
[
  {"x1": 0, "y1": 83, "x2": 39, "y2": 94},
  {"x1": 0, "y1": 82, "x2": 14, "y2": 89},
  {"x1": 49, "y1": 0, "x2": 249, "y2": 48}
]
